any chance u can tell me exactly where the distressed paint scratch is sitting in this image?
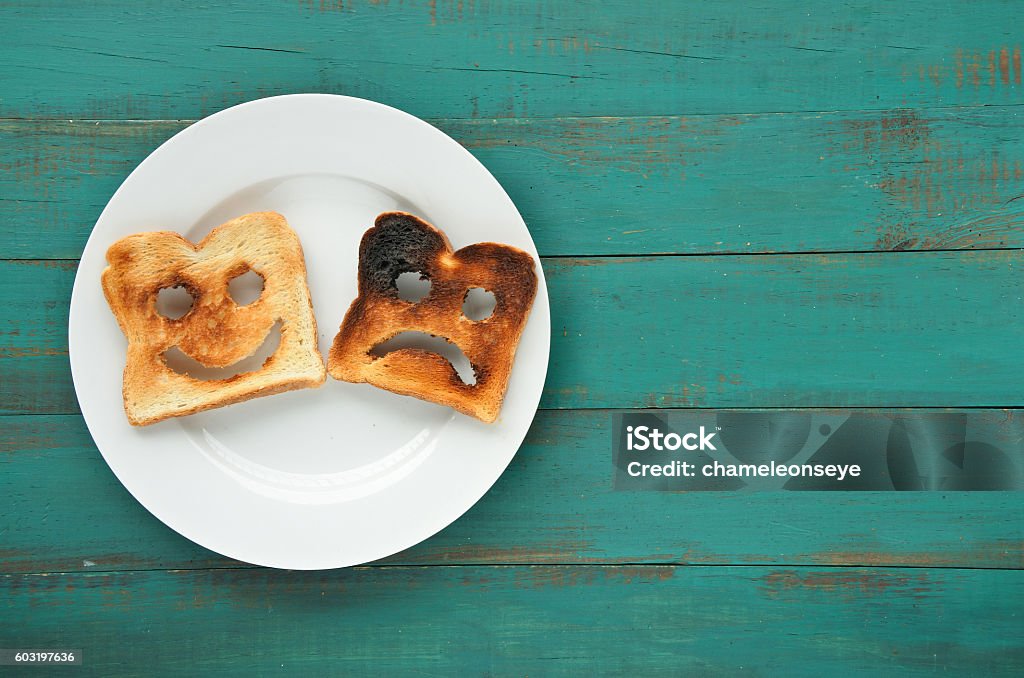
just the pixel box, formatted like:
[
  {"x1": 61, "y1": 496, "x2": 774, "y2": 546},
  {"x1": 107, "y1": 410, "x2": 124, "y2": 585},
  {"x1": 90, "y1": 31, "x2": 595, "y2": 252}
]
[
  {"x1": 760, "y1": 569, "x2": 932, "y2": 601},
  {"x1": 949, "y1": 45, "x2": 1021, "y2": 89}
]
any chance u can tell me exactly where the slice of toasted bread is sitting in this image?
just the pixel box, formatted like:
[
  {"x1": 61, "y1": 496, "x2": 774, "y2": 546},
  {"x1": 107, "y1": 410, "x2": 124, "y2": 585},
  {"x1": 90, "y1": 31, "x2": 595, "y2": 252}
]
[
  {"x1": 328, "y1": 212, "x2": 538, "y2": 423},
  {"x1": 102, "y1": 212, "x2": 326, "y2": 426}
]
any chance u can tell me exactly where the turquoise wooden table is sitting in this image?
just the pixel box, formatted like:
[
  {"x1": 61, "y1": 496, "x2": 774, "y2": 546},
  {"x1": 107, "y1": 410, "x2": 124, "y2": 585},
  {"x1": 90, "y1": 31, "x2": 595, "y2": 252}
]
[{"x1": 2, "y1": 1, "x2": 1023, "y2": 674}]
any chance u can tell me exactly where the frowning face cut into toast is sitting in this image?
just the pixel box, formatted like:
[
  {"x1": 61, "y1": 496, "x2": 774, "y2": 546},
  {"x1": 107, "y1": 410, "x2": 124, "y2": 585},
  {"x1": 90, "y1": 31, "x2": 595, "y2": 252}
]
[
  {"x1": 102, "y1": 212, "x2": 326, "y2": 426},
  {"x1": 328, "y1": 212, "x2": 538, "y2": 423}
]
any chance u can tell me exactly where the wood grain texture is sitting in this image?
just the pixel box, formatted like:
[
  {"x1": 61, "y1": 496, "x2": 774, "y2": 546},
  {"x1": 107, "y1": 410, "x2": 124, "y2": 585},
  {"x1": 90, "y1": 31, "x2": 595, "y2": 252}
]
[
  {"x1": 2, "y1": 413, "x2": 1021, "y2": 575},
  {"x1": 2, "y1": 565, "x2": 1022, "y2": 676},
  {"x1": 3, "y1": 250, "x2": 1020, "y2": 415},
  {"x1": 3, "y1": 109, "x2": 1024, "y2": 259},
  {"x1": 1, "y1": 1, "x2": 1021, "y2": 120}
]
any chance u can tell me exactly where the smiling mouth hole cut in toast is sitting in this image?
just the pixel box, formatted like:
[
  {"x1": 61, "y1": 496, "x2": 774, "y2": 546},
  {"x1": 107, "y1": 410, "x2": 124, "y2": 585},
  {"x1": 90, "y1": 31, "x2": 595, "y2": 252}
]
[
  {"x1": 328, "y1": 211, "x2": 538, "y2": 423},
  {"x1": 102, "y1": 212, "x2": 326, "y2": 426}
]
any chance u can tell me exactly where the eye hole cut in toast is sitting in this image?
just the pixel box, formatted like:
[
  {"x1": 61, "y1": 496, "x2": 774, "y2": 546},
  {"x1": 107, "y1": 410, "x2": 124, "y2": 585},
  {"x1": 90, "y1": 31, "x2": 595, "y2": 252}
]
[
  {"x1": 102, "y1": 212, "x2": 327, "y2": 426},
  {"x1": 328, "y1": 211, "x2": 538, "y2": 423}
]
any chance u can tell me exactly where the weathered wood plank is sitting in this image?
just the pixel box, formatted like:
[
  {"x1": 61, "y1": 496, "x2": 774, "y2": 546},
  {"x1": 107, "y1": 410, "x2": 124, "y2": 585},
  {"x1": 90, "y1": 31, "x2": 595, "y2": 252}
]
[
  {"x1": 1, "y1": 1, "x2": 1022, "y2": 120},
  {"x1": 1, "y1": 565, "x2": 1021, "y2": 676},
  {"x1": 543, "y1": 249, "x2": 1024, "y2": 410},
  {"x1": 1, "y1": 413, "x2": 1021, "y2": 574},
  {"x1": 2, "y1": 249, "x2": 1021, "y2": 414},
  {"x1": 3, "y1": 109, "x2": 1024, "y2": 259}
]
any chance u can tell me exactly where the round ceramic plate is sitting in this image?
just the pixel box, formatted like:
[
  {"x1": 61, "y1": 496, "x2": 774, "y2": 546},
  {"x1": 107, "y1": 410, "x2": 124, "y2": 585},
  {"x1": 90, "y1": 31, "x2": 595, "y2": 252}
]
[{"x1": 69, "y1": 94, "x2": 550, "y2": 570}]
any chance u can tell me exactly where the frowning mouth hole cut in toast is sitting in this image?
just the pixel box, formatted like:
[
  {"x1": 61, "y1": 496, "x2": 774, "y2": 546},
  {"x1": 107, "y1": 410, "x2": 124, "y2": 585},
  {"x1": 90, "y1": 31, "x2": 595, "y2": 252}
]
[
  {"x1": 369, "y1": 331, "x2": 477, "y2": 386},
  {"x1": 162, "y1": 320, "x2": 283, "y2": 381}
]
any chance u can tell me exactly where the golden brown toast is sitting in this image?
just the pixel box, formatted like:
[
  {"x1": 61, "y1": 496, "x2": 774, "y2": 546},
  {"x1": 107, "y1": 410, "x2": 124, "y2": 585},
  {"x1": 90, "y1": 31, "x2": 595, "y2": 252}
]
[
  {"x1": 102, "y1": 212, "x2": 326, "y2": 426},
  {"x1": 328, "y1": 212, "x2": 538, "y2": 423}
]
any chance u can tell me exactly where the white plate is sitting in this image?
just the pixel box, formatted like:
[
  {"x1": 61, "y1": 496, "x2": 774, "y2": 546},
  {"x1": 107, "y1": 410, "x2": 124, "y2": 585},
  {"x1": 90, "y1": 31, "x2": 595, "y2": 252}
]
[{"x1": 69, "y1": 94, "x2": 550, "y2": 570}]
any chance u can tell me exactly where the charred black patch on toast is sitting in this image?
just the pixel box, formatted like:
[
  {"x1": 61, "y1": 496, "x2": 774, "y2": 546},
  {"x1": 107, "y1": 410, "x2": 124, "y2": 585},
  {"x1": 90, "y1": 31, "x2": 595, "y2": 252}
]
[{"x1": 359, "y1": 213, "x2": 448, "y2": 296}]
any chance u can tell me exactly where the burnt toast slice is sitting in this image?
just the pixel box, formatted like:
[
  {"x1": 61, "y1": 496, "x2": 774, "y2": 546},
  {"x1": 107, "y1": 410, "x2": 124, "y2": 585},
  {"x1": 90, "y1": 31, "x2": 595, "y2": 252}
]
[{"x1": 328, "y1": 212, "x2": 538, "y2": 423}]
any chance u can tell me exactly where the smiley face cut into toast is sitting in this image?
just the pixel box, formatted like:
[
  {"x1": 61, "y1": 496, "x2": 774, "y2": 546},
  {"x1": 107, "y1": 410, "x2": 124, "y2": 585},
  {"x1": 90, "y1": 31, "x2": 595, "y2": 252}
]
[
  {"x1": 328, "y1": 212, "x2": 538, "y2": 423},
  {"x1": 102, "y1": 212, "x2": 326, "y2": 426}
]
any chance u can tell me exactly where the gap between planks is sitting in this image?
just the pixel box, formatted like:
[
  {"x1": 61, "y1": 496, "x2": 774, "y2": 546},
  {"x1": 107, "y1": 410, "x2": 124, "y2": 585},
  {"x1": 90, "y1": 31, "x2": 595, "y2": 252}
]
[
  {"x1": 4, "y1": 244, "x2": 1024, "y2": 266},
  {"x1": 5, "y1": 561, "x2": 1023, "y2": 579},
  {"x1": 1, "y1": 100, "x2": 1023, "y2": 124},
  {"x1": 6, "y1": 405, "x2": 1024, "y2": 417}
]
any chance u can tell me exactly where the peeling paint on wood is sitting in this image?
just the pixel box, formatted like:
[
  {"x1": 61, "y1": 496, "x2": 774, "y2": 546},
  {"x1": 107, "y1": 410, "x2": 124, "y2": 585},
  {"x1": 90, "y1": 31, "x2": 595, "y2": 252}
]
[
  {"x1": 760, "y1": 569, "x2": 932, "y2": 600},
  {"x1": 805, "y1": 542, "x2": 1024, "y2": 569},
  {"x1": 952, "y1": 46, "x2": 1023, "y2": 89}
]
